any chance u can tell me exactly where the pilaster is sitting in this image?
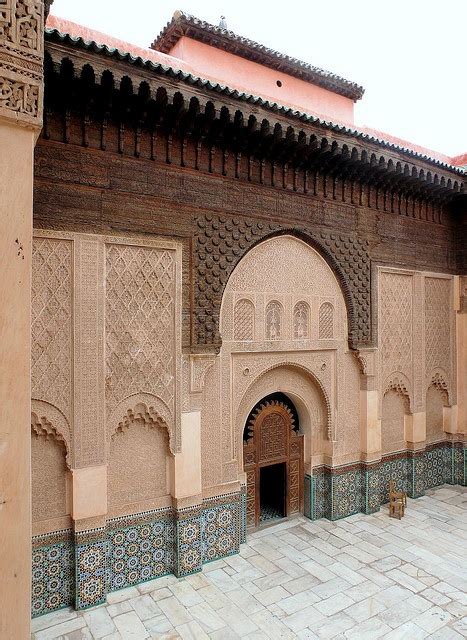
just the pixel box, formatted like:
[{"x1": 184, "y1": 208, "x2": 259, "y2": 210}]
[{"x1": 0, "y1": 2, "x2": 47, "y2": 637}]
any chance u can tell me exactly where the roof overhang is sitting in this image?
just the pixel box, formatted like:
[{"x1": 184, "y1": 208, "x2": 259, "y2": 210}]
[{"x1": 151, "y1": 11, "x2": 365, "y2": 102}]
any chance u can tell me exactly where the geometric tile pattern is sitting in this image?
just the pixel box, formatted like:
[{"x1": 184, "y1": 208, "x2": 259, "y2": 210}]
[
  {"x1": 33, "y1": 486, "x2": 467, "y2": 640},
  {"x1": 107, "y1": 511, "x2": 175, "y2": 593},
  {"x1": 307, "y1": 442, "x2": 463, "y2": 523},
  {"x1": 312, "y1": 467, "x2": 332, "y2": 520},
  {"x1": 379, "y1": 455, "x2": 410, "y2": 504},
  {"x1": 33, "y1": 494, "x2": 245, "y2": 616},
  {"x1": 424, "y1": 445, "x2": 452, "y2": 490},
  {"x1": 175, "y1": 509, "x2": 203, "y2": 578},
  {"x1": 331, "y1": 467, "x2": 364, "y2": 519},
  {"x1": 240, "y1": 484, "x2": 247, "y2": 544},
  {"x1": 31, "y1": 533, "x2": 74, "y2": 618},
  {"x1": 364, "y1": 464, "x2": 381, "y2": 514},
  {"x1": 202, "y1": 496, "x2": 241, "y2": 563},
  {"x1": 75, "y1": 534, "x2": 108, "y2": 610},
  {"x1": 32, "y1": 450, "x2": 465, "y2": 618},
  {"x1": 303, "y1": 474, "x2": 312, "y2": 519}
]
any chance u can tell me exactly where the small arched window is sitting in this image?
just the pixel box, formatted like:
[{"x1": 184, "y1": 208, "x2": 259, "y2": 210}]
[
  {"x1": 293, "y1": 302, "x2": 310, "y2": 339},
  {"x1": 265, "y1": 301, "x2": 282, "y2": 340},
  {"x1": 319, "y1": 302, "x2": 334, "y2": 339},
  {"x1": 234, "y1": 299, "x2": 255, "y2": 341}
]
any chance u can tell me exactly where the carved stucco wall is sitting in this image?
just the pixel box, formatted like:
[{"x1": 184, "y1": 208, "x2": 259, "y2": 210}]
[
  {"x1": 105, "y1": 242, "x2": 180, "y2": 451},
  {"x1": 381, "y1": 389, "x2": 408, "y2": 454},
  {"x1": 30, "y1": 230, "x2": 181, "y2": 530},
  {"x1": 378, "y1": 267, "x2": 455, "y2": 451},
  {"x1": 199, "y1": 235, "x2": 359, "y2": 490},
  {"x1": 425, "y1": 277, "x2": 453, "y2": 394},
  {"x1": 31, "y1": 426, "x2": 69, "y2": 523},
  {"x1": 0, "y1": 0, "x2": 45, "y2": 127},
  {"x1": 108, "y1": 417, "x2": 171, "y2": 513},
  {"x1": 31, "y1": 237, "x2": 73, "y2": 446},
  {"x1": 426, "y1": 384, "x2": 447, "y2": 443},
  {"x1": 194, "y1": 215, "x2": 371, "y2": 349}
]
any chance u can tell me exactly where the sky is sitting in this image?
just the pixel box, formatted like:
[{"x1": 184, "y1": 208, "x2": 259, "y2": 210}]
[{"x1": 50, "y1": 0, "x2": 466, "y2": 158}]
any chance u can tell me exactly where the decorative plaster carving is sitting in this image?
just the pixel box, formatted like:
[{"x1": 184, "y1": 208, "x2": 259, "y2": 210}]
[
  {"x1": 383, "y1": 372, "x2": 412, "y2": 413},
  {"x1": 31, "y1": 409, "x2": 69, "y2": 466},
  {"x1": 425, "y1": 276, "x2": 452, "y2": 389},
  {"x1": 31, "y1": 421, "x2": 69, "y2": 523},
  {"x1": 31, "y1": 399, "x2": 71, "y2": 465},
  {"x1": 293, "y1": 302, "x2": 310, "y2": 339},
  {"x1": 426, "y1": 384, "x2": 447, "y2": 442},
  {"x1": 319, "y1": 302, "x2": 334, "y2": 339},
  {"x1": 265, "y1": 300, "x2": 282, "y2": 340},
  {"x1": 233, "y1": 299, "x2": 254, "y2": 341},
  {"x1": 200, "y1": 358, "x2": 223, "y2": 489},
  {"x1": 105, "y1": 238, "x2": 181, "y2": 451},
  {"x1": 31, "y1": 237, "x2": 73, "y2": 427},
  {"x1": 195, "y1": 215, "x2": 371, "y2": 349},
  {"x1": 379, "y1": 271, "x2": 413, "y2": 386},
  {"x1": 108, "y1": 406, "x2": 171, "y2": 510},
  {"x1": 429, "y1": 369, "x2": 451, "y2": 405},
  {"x1": 190, "y1": 355, "x2": 215, "y2": 394},
  {"x1": 0, "y1": 75, "x2": 38, "y2": 113},
  {"x1": 74, "y1": 236, "x2": 105, "y2": 468},
  {"x1": 236, "y1": 366, "x2": 329, "y2": 464},
  {"x1": 0, "y1": 1, "x2": 44, "y2": 125}
]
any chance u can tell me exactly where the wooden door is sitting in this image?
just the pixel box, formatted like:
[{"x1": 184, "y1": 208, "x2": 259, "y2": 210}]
[{"x1": 243, "y1": 399, "x2": 304, "y2": 528}]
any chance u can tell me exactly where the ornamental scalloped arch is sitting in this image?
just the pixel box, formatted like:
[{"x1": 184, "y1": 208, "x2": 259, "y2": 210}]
[
  {"x1": 31, "y1": 399, "x2": 72, "y2": 467},
  {"x1": 236, "y1": 362, "x2": 333, "y2": 443},
  {"x1": 195, "y1": 218, "x2": 370, "y2": 352},
  {"x1": 382, "y1": 372, "x2": 413, "y2": 414},
  {"x1": 107, "y1": 393, "x2": 175, "y2": 454},
  {"x1": 427, "y1": 368, "x2": 452, "y2": 406}
]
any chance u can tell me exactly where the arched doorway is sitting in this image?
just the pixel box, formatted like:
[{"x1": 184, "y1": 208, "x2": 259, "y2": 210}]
[{"x1": 243, "y1": 393, "x2": 304, "y2": 528}]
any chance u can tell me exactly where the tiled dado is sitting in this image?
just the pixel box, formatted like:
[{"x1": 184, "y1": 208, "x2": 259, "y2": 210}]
[
  {"x1": 305, "y1": 441, "x2": 466, "y2": 522},
  {"x1": 32, "y1": 492, "x2": 242, "y2": 617},
  {"x1": 32, "y1": 530, "x2": 75, "y2": 617}
]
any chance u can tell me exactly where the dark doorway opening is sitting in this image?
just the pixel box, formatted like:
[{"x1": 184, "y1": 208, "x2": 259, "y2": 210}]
[{"x1": 259, "y1": 463, "x2": 286, "y2": 523}]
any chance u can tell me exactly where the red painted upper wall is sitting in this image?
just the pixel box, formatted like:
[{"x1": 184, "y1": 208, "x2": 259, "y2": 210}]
[{"x1": 168, "y1": 37, "x2": 355, "y2": 124}]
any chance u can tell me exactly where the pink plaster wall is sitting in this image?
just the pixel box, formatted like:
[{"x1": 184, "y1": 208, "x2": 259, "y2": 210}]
[{"x1": 169, "y1": 37, "x2": 355, "y2": 124}]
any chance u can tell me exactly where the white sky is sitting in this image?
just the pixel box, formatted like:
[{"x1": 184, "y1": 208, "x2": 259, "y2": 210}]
[{"x1": 50, "y1": 0, "x2": 466, "y2": 158}]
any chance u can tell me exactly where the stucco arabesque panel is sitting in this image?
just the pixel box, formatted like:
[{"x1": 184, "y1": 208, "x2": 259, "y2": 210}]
[
  {"x1": 105, "y1": 236, "x2": 182, "y2": 454},
  {"x1": 378, "y1": 268, "x2": 414, "y2": 413},
  {"x1": 32, "y1": 235, "x2": 73, "y2": 426},
  {"x1": 377, "y1": 267, "x2": 456, "y2": 417},
  {"x1": 0, "y1": 1, "x2": 45, "y2": 126},
  {"x1": 32, "y1": 230, "x2": 183, "y2": 468},
  {"x1": 425, "y1": 275, "x2": 454, "y2": 403}
]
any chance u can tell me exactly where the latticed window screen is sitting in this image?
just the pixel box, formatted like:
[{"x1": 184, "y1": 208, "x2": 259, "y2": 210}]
[
  {"x1": 265, "y1": 301, "x2": 282, "y2": 339},
  {"x1": 234, "y1": 299, "x2": 254, "y2": 340},
  {"x1": 293, "y1": 302, "x2": 310, "y2": 338},
  {"x1": 319, "y1": 302, "x2": 334, "y2": 338}
]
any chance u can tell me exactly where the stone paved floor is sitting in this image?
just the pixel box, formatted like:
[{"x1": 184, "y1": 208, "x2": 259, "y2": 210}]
[{"x1": 32, "y1": 485, "x2": 467, "y2": 640}]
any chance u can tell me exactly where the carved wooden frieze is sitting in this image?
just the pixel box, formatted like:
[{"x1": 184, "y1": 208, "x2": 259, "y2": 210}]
[{"x1": 194, "y1": 214, "x2": 371, "y2": 351}]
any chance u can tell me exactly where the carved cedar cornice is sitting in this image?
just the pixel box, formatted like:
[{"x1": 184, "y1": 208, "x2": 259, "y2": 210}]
[
  {"x1": 0, "y1": 1, "x2": 45, "y2": 127},
  {"x1": 42, "y1": 40, "x2": 464, "y2": 199}
]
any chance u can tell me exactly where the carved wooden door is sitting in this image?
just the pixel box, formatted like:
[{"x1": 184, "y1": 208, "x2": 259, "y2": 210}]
[{"x1": 243, "y1": 399, "x2": 304, "y2": 528}]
